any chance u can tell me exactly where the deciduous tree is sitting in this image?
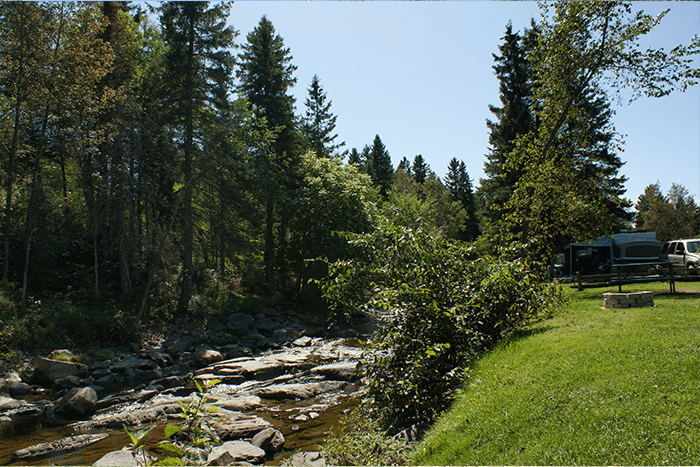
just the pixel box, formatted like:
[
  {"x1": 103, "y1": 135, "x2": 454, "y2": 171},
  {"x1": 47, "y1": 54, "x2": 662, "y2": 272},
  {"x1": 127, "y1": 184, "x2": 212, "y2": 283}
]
[{"x1": 498, "y1": 1, "x2": 699, "y2": 263}]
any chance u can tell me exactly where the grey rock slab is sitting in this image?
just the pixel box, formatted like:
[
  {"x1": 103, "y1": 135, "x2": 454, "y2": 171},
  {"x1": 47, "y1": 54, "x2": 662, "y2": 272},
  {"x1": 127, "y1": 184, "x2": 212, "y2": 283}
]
[
  {"x1": 73, "y1": 406, "x2": 171, "y2": 430},
  {"x1": 292, "y1": 336, "x2": 313, "y2": 347},
  {"x1": 92, "y1": 449, "x2": 138, "y2": 466},
  {"x1": 0, "y1": 395, "x2": 23, "y2": 411},
  {"x1": 311, "y1": 362, "x2": 358, "y2": 381},
  {"x1": 55, "y1": 387, "x2": 98, "y2": 418},
  {"x1": 95, "y1": 388, "x2": 158, "y2": 411},
  {"x1": 53, "y1": 374, "x2": 81, "y2": 390},
  {"x1": 110, "y1": 356, "x2": 152, "y2": 372},
  {"x1": 207, "y1": 440, "x2": 266, "y2": 465},
  {"x1": 254, "y1": 381, "x2": 348, "y2": 400},
  {"x1": 14, "y1": 433, "x2": 108, "y2": 459},
  {"x1": 272, "y1": 327, "x2": 300, "y2": 344},
  {"x1": 34, "y1": 356, "x2": 87, "y2": 387},
  {"x1": 208, "y1": 409, "x2": 273, "y2": 440},
  {"x1": 7, "y1": 379, "x2": 32, "y2": 397},
  {"x1": 209, "y1": 394, "x2": 263, "y2": 412},
  {"x1": 227, "y1": 312, "x2": 255, "y2": 328}
]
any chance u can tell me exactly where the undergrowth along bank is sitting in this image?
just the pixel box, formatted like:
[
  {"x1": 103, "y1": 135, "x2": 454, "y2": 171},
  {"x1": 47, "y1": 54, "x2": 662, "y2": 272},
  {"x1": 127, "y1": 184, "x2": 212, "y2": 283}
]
[
  {"x1": 414, "y1": 282, "x2": 700, "y2": 466},
  {"x1": 320, "y1": 217, "x2": 560, "y2": 432}
]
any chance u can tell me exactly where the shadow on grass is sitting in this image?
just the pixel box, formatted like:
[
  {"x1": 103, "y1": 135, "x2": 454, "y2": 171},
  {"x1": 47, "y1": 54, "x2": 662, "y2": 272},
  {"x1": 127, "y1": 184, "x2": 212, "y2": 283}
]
[{"x1": 657, "y1": 291, "x2": 700, "y2": 300}]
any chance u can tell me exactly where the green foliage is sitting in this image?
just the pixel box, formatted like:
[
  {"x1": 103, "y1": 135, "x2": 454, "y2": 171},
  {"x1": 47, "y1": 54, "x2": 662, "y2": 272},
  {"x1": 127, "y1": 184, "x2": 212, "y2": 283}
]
[
  {"x1": 390, "y1": 170, "x2": 467, "y2": 241},
  {"x1": 635, "y1": 182, "x2": 699, "y2": 242},
  {"x1": 366, "y1": 135, "x2": 393, "y2": 199},
  {"x1": 320, "y1": 217, "x2": 561, "y2": 431},
  {"x1": 288, "y1": 152, "x2": 379, "y2": 297},
  {"x1": 486, "y1": 1, "x2": 700, "y2": 263},
  {"x1": 301, "y1": 74, "x2": 345, "y2": 158},
  {"x1": 123, "y1": 378, "x2": 223, "y2": 466},
  {"x1": 0, "y1": 286, "x2": 133, "y2": 352},
  {"x1": 322, "y1": 409, "x2": 412, "y2": 466}
]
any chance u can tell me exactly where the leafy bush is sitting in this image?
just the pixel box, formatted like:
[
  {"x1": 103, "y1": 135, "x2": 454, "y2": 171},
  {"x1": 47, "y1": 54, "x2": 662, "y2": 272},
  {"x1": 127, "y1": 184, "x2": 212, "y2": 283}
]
[
  {"x1": 320, "y1": 219, "x2": 561, "y2": 432},
  {"x1": 322, "y1": 409, "x2": 412, "y2": 466}
]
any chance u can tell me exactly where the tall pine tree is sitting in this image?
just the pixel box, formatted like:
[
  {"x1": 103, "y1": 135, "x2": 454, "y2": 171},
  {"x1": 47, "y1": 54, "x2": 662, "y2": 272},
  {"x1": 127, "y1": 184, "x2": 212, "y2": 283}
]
[
  {"x1": 446, "y1": 158, "x2": 479, "y2": 241},
  {"x1": 367, "y1": 135, "x2": 393, "y2": 199},
  {"x1": 237, "y1": 15, "x2": 299, "y2": 290},
  {"x1": 159, "y1": 1, "x2": 236, "y2": 311},
  {"x1": 301, "y1": 74, "x2": 344, "y2": 159},
  {"x1": 479, "y1": 21, "x2": 537, "y2": 235}
]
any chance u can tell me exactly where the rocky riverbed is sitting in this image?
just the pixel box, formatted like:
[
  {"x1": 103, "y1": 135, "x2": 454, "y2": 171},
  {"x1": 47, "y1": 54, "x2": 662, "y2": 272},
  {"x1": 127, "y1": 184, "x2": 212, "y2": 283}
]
[{"x1": 0, "y1": 306, "x2": 375, "y2": 466}]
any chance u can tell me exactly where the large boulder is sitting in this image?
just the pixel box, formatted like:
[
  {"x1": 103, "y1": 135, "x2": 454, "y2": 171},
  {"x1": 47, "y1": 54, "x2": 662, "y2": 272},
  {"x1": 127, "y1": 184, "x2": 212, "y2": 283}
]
[
  {"x1": 4, "y1": 371, "x2": 31, "y2": 397},
  {"x1": 311, "y1": 362, "x2": 358, "y2": 381},
  {"x1": 194, "y1": 347, "x2": 223, "y2": 367},
  {"x1": 54, "y1": 387, "x2": 97, "y2": 418},
  {"x1": 34, "y1": 356, "x2": 87, "y2": 387},
  {"x1": 252, "y1": 427, "x2": 285, "y2": 454},
  {"x1": 206, "y1": 441, "x2": 266, "y2": 465},
  {"x1": 254, "y1": 381, "x2": 347, "y2": 400},
  {"x1": 93, "y1": 449, "x2": 138, "y2": 466},
  {"x1": 110, "y1": 356, "x2": 152, "y2": 372},
  {"x1": 272, "y1": 327, "x2": 300, "y2": 344}
]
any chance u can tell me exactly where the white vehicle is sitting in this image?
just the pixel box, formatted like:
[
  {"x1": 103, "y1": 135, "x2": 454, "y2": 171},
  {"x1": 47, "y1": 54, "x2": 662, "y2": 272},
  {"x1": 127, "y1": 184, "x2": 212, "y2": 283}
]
[{"x1": 659, "y1": 239, "x2": 700, "y2": 273}]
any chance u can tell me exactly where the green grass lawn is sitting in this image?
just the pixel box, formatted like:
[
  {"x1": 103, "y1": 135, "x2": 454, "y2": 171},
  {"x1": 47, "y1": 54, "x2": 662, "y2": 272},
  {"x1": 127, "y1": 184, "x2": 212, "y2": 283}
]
[{"x1": 413, "y1": 282, "x2": 700, "y2": 466}]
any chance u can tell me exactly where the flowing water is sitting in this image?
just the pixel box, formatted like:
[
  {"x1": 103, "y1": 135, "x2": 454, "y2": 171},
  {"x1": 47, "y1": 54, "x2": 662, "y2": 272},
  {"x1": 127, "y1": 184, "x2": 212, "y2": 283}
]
[{"x1": 0, "y1": 357, "x2": 364, "y2": 465}]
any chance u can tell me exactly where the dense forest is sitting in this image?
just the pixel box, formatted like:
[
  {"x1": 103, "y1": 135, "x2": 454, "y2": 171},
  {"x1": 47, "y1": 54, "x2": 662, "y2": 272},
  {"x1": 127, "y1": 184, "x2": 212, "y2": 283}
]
[
  {"x1": 0, "y1": 1, "x2": 482, "y2": 325},
  {"x1": 0, "y1": 1, "x2": 698, "y2": 353}
]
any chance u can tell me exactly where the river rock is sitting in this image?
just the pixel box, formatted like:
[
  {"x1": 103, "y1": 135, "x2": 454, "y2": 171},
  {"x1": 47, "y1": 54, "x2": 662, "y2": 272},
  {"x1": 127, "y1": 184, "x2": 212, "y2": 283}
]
[
  {"x1": 55, "y1": 387, "x2": 97, "y2": 418},
  {"x1": 5, "y1": 372, "x2": 32, "y2": 397},
  {"x1": 289, "y1": 451, "x2": 326, "y2": 467},
  {"x1": 206, "y1": 440, "x2": 266, "y2": 465},
  {"x1": 254, "y1": 381, "x2": 347, "y2": 400},
  {"x1": 144, "y1": 350, "x2": 173, "y2": 367},
  {"x1": 211, "y1": 394, "x2": 263, "y2": 412},
  {"x1": 293, "y1": 336, "x2": 313, "y2": 347},
  {"x1": 167, "y1": 335, "x2": 195, "y2": 353},
  {"x1": 253, "y1": 314, "x2": 278, "y2": 334},
  {"x1": 272, "y1": 327, "x2": 300, "y2": 344},
  {"x1": 227, "y1": 312, "x2": 255, "y2": 328},
  {"x1": 34, "y1": 356, "x2": 87, "y2": 387},
  {"x1": 14, "y1": 433, "x2": 108, "y2": 459},
  {"x1": 73, "y1": 405, "x2": 170, "y2": 430},
  {"x1": 92, "y1": 448, "x2": 138, "y2": 466},
  {"x1": 252, "y1": 427, "x2": 285, "y2": 453},
  {"x1": 110, "y1": 356, "x2": 152, "y2": 372},
  {"x1": 195, "y1": 348, "x2": 223, "y2": 367},
  {"x1": 53, "y1": 374, "x2": 81, "y2": 390},
  {"x1": 0, "y1": 395, "x2": 22, "y2": 411},
  {"x1": 311, "y1": 362, "x2": 358, "y2": 381},
  {"x1": 208, "y1": 409, "x2": 273, "y2": 440}
]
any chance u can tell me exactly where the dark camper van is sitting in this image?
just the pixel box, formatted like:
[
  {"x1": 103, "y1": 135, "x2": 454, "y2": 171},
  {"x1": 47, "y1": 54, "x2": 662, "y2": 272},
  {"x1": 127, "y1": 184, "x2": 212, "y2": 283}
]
[{"x1": 559, "y1": 233, "x2": 661, "y2": 277}]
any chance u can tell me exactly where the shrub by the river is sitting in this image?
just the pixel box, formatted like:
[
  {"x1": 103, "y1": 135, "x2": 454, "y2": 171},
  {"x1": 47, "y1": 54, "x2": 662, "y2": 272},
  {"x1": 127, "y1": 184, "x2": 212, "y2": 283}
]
[{"x1": 321, "y1": 220, "x2": 561, "y2": 432}]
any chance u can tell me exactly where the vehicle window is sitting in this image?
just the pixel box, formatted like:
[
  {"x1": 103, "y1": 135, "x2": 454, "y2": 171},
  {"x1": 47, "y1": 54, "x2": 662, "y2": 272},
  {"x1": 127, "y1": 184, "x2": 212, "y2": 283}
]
[
  {"x1": 676, "y1": 243, "x2": 686, "y2": 254},
  {"x1": 668, "y1": 242, "x2": 678, "y2": 254},
  {"x1": 688, "y1": 241, "x2": 700, "y2": 253},
  {"x1": 660, "y1": 242, "x2": 670, "y2": 254}
]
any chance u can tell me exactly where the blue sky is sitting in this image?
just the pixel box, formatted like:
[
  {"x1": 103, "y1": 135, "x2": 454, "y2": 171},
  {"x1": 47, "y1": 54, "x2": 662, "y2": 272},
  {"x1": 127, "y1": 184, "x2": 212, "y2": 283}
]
[{"x1": 226, "y1": 1, "x2": 700, "y2": 206}]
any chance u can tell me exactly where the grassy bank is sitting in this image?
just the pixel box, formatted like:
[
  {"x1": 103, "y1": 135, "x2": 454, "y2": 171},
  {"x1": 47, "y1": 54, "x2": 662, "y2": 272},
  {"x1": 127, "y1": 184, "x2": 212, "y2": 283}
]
[{"x1": 414, "y1": 282, "x2": 700, "y2": 465}]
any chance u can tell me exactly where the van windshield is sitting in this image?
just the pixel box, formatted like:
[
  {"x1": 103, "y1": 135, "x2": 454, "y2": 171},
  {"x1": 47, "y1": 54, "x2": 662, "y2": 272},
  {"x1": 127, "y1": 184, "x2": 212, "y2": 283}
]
[{"x1": 688, "y1": 241, "x2": 700, "y2": 253}]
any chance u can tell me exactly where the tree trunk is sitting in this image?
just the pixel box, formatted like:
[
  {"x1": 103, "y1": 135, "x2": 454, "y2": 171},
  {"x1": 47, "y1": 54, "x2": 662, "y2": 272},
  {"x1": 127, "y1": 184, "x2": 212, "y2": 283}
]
[
  {"x1": 264, "y1": 198, "x2": 274, "y2": 291},
  {"x1": 177, "y1": 17, "x2": 195, "y2": 313}
]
